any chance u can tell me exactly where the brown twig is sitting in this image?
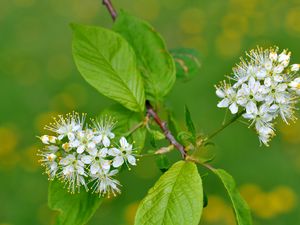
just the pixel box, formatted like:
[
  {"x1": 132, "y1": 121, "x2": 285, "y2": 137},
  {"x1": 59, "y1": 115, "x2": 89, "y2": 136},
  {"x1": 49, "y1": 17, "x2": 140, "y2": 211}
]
[
  {"x1": 146, "y1": 100, "x2": 186, "y2": 159},
  {"x1": 102, "y1": 0, "x2": 117, "y2": 21},
  {"x1": 101, "y1": 1, "x2": 186, "y2": 159}
]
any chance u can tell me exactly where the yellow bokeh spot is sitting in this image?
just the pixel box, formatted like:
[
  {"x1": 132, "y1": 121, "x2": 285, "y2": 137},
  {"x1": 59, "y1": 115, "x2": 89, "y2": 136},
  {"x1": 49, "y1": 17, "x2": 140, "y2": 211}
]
[
  {"x1": 202, "y1": 195, "x2": 235, "y2": 225},
  {"x1": 285, "y1": 7, "x2": 300, "y2": 35},
  {"x1": 240, "y1": 183, "x2": 297, "y2": 219},
  {"x1": 215, "y1": 31, "x2": 242, "y2": 58},
  {"x1": 124, "y1": 202, "x2": 139, "y2": 225},
  {"x1": 271, "y1": 186, "x2": 297, "y2": 213},
  {"x1": 278, "y1": 120, "x2": 300, "y2": 144},
  {"x1": 221, "y1": 13, "x2": 248, "y2": 38},
  {"x1": 0, "y1": 127, "x2": 18, "y2": 156},
  {"x1": 179, "y1": 8, "x2": 205, "y2": 34}
]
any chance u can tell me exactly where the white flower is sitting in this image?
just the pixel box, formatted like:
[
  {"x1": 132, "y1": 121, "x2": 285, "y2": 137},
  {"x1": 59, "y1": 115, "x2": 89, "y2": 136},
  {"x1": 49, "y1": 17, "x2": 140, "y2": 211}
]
[
  {"x1": 216, "y1": 83, "x2": 239, "y2": 114},
  {"x1": 39, "y1": 112, "x2": 137, "y2": 197},
  {"x1": 81, "y1": 148, "x2": 111, "y2": 174},
  {"x1": 58, "y1": 154, "x2": 88, "y2": 193},
  {"x1": 90, "y1": 170, "x2": 121, "y2": 197},
  {"x1": 93, "y1": 116, "x2": 116, "y2": 147},
  {"x1": 236, "y1": 77, "x2": 264, "y2": 114},
  {"x1": 290, "y1": 64, "x2": 300, "y2": 72},
  {"x1": 70, "y1": 129, "x2": 97, "y2": 154},
  {"x1": 40, "y1": 135, "x2": 57, "y2": 144},
  {"x1": 38, "y1": 146, "x2": 59, "y2": 179},
  {"x1": 289, "y1": 77, "x2": 300, "y2": 95},
  {"x1": 109, "y1": 137, "x2": 136, "y2": 168},
  {"x1": 45, "y1": 112, "x2": 85, "y2": 140},
  {"x1": 216, "y1": 47, "x2": 299, "y2": 146}
]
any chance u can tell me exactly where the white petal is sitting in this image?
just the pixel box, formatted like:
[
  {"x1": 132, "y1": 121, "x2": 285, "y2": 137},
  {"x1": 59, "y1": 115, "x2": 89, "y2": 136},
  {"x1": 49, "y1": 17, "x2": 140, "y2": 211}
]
[
  {"x1": 113, "y1": 156, "x2": 124, "y2": 168},
  {"x1": 69, "y1": 139, "x2": 80, "y2": 148},
  {"x1": 108, "y1": 132, "x2": 115, "y2": 139},
  {"x1": 87, "y1": 142, "x2": 96, "y2": 149},
  {"x1": 127, "y1": 155, "x2": 136, "y2": 166},
  {"x1": 291, "y1": 64, "x2": 300, "y2": 72},
  {"x1": 102, "y1": 136, "x2": 110, "y2": 147},
  {"x1": 93, "y1": 135, "x2": 102, "y2": 144},
  {"x1": 119, "y1": 137, "x2": 128, "y2": 148},
  {"x1": 102, "y1": 160, "x2": 111, "y2": 171},
  {"x1": 48, "y1": 145, "x2": 59, "y2": 151},
  {"x1": 76, "y1": 166, "x2": 85, "y2": 175},
  {"x1": 274, "y1": 66, "x2": 284, "y2": 74},
  {"x1": 229, "y1": 103, "x2": 238, "y2": 114},
  {"x1": 67, "y1": 132, "x2": 75, "y2": 141},
  {"x1": 41, "y1": 135, "x2": 49, "y2": 144},
  {"x1": 246, "y1": 101, "x2": 258, "y2": 114},
  {"x1": 274, "y1": 75, "x2": 283, "y2": 82},
  {"x1": 81, "y1": 155, "x2": 93, "y2": 164},
  {"x1": 99, "y1": 148, "x2": 108, "y2": 157},
  {"x1": 216, "y1": 89, "x2": 225, "y2": 98},
  {"x1": 217, "y1": 98, "x2": 230, "y2": 108},
  {"x1": 91, "y1": 163, "x2": 100, "y2": 174},
  {"x1": 108, "y1": 148, "x2": 121, "y2": 156},
  {"x1": 77, "y1": 145, "x2": 85, "y2": 154},
  {"x1": 264, "y1": 77, "x2": 272, "y2": 87}
]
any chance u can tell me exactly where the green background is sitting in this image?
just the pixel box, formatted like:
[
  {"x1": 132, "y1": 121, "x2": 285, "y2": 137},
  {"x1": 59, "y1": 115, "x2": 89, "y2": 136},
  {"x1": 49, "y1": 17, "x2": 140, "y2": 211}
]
[{"x1": 1, "y1": 0, "x2": 300, "y2": 224}]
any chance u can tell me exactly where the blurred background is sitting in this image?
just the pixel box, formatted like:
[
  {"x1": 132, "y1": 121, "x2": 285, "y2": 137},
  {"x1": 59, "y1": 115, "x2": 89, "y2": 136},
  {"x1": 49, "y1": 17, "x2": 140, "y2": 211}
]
[{"x1": 1, "y1": 0, "x2": 300, "y2": 224}]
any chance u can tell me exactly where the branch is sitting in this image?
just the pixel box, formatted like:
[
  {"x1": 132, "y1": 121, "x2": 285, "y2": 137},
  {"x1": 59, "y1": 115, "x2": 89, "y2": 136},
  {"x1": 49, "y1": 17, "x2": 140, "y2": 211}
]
[
  {"x1": 102, "y1": 0, "x2": 117, "y2": 21},
  {"x1": 101, "y1": 1, "x2": 186, "y2": 159},
  {"x1": 146, "y1": 100, "x2": 186, "y2": 159}
]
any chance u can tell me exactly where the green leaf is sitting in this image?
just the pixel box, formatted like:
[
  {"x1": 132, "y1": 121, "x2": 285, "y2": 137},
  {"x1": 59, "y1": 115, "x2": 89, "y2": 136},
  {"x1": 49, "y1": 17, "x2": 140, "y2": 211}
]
[
  {"x1": 211, "y1": 168, "x2": 252, "y2": 225},
  {"x1": 170, "y1": 48, "x2": 202, "y2": 82},
  {"x1": 48, "y1": 180, "x2": 103, "y2": 225},
  {"x1": 135, "y1": 161, "x2": 203, "y2": 225},
  {"x1": 113, "y1": 11, "x2": 176, "y2": 102},
  {"x1": 184, "y1": 105, "x2": 196, "y2": 138},
  {"x1": 101, "y1": 104, "x2": 146, "y2": 153},
  {"x1": 71, "y1": 23, "x2": 145, "y2": 112}
]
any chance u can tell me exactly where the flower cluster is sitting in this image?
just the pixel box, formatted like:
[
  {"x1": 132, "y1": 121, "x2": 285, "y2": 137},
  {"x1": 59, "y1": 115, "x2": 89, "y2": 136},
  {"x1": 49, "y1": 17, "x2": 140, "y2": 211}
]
[
  {"x1": 216, "y1": 47, "x2": 300, "y2": 146},
  {"x1": 38, "y1": 112, "x2": 136, "y2": 197}
]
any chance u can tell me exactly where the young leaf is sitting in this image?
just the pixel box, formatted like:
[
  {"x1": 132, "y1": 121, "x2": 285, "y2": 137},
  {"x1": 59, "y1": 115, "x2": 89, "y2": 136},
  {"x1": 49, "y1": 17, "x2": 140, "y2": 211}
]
[
  {"x1": 167, "y1": 112, "x2": 180, "y2": 138},
  {"x1": 155, "y1": 154, "x2": 170, "y2": 173},
  {"x1": 48, "y1": 180, "x2": 103, "y2": 225},
  {"x1": 71, "y1": 23, "x2": 145, "y2": 112},
  {"x1": 113, "y1": 11, "x2": 176, "y2": 102},
  {"x1": 135, "y1": 161, "x2": 203, "y2": 225},
  {"x1": 211, "y1": 168, "x2": 252, "y2": 225},
  {"x1": 170, "y1": 48, "x2": 202, "y2": 82},
  {"x1": 100, "y1": 104, "x2": 146, "y2": 153},
  {"x1": 184, "y1": 105, "x2": 196, "y2": 137}
]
